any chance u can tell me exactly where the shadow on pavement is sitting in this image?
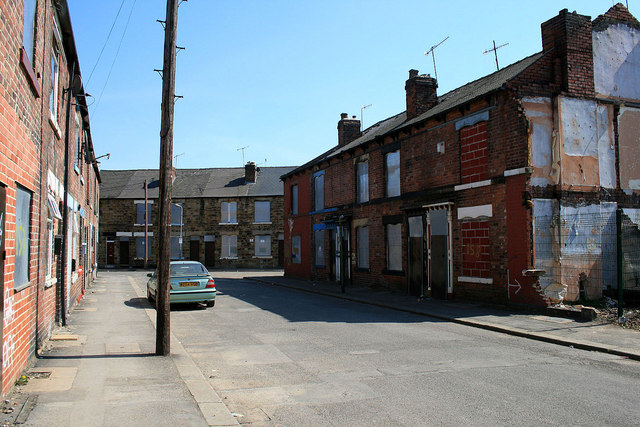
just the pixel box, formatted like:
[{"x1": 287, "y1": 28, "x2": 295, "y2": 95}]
[
  {"x1": 216, "y1": 277, "x2": 442, "y2": 324},
  {"x1": 124, "y1": 297, "x2": 208, "y2": 312}
]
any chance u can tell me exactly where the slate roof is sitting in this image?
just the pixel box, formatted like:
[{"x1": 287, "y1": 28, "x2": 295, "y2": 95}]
[
  {"x1": 100, "y1": 167, "x2": 296, "y2": 199},
  {"x1": 282, "y1": 51, "x2": 544, "y2": 179}
]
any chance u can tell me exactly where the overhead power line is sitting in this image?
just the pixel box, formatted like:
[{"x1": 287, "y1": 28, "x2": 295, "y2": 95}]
[{"x1": 86, "y1": 0, "x2": 127, "y2": 86}]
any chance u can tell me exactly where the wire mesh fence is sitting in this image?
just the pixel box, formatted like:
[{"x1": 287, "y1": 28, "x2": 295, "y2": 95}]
[{"x1": 534, "y1": 208, "x2": 640, "y2": 303}]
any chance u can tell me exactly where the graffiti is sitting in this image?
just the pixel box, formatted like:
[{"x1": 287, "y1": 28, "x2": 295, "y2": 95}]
[
  {"x1": 2, "y1": 333, "x2": 14, "y2": 369},
  {"x1": 16, "y1": 224, "x2": 27, "y2": 256}
]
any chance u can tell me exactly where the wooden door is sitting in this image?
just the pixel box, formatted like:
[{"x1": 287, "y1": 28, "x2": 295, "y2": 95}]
[
  {"x1": 106, "y1": 240, "x2": 115, "y2": 266},
  {"x1": 408, "y1": 216, "x2": 423, "y2": 297},
  {"x1": 190, "y1": 239, "x2": 200, "y2": 262},
  {"x1": 119, "y1": 240, "x2": 129, "y2": 266},
  {"x1": 205, "y1": 241, "x2": 215, "y2": 267},
  {"x1": 277, "y1": 239, "x2": 284, "y2": 267}
]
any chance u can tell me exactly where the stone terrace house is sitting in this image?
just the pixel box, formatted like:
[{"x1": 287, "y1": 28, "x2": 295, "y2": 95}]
[
  {"x1": 99, "y1": 163, "x2": 295, "y2": 269},
  {"x1": 282, "y1": 5, "x2": 640, "y2": 307},
  {"x1": 0, "y1": 0, "x2": 100, "y2": 395}
]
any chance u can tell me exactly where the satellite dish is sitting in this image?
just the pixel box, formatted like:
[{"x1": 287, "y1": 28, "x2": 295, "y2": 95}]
[{"x1": 72, "y1": 74, "x2": 83, "y2": 96}]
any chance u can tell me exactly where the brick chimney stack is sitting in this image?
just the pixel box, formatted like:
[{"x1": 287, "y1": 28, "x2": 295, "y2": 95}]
[
  {"x1": 541, "y1": 9, "x2": 594, "y2": 97},
  {"x1": 405, "y1": 69, "x2": 438, "y2": 120},
  {"x1": 337, "y1": 113, "x2": 361, "y2": 146},
  {"x1": 245, "y1": 161, "x2": 257, "y2": 183}
]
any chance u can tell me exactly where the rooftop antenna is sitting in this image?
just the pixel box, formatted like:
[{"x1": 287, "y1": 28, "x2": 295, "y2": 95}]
[
  {"x1": 237, "y1": 145, "x2": 249, "y2": 165},
  {"x1": 174, "y1": 152, "x2": 184, "y2": 167},
  {"x1": 483, "y1": 40, "x2": 509, "y2": 71},
  {"x1": 424, "y1": 36, "x2": 449, "y2": 82},
  {"x1": 361, "y1": 104, "x2": 372, "y2": 132}
]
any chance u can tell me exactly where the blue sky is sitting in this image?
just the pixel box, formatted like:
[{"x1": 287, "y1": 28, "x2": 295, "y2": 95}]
[{"x1": 66, "y1": 1, "x2": 636, "y2": 171}]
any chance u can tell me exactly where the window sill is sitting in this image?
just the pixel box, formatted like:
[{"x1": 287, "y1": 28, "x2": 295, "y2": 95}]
[
  {"x1": 221, "y1": 256, "x2": 238, "y2": 260},
  {"x1": 253, "y1": 222, "x2": 272, "y2": 225},
  {"x1": 134, "y1": 224, "x2": 154, "y2": 227},
  {"x1": 14, "y1": 282, "x2": 31, "y2": 292},
  {"x1": 49, "y1": 115, "x2": 62, "y2": 139},
  {"x1": 45, "y1": 277, "x2": 57, "y2": 288},
  {"x1": 219, "y1": 222, "x2": 238, "y2": 226},
  {"x1": 253, "y1": 256, "x2": 273, "y2": 259},
  {"x1": 382, "y1": 269, "x2": 404, "y2": 276},
  {"x1": 20, "y1": 48, "x2": 41, "y2": 98}
]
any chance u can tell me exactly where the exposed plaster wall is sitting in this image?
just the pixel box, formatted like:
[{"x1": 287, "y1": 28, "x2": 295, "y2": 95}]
[
  {"x1": 524, "y1": 97, "x2": 556, "y2": 187},
  {"x1": 559, "y1": 97, "x2": 615, "y2": 189},
  {"x1": 533, "y1": 199, "x2": 618, "y2": 301},
  {"x1": 593, "y1": 24, "x2": 640, "y2": 101},
  {"x1": 618, "y1": 107, "x2": 640, "y2": 193}
]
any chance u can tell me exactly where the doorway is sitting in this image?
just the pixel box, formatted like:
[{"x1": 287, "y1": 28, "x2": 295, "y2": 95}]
[
  {"x1": 408, "y1": 216, "x2": 424, "y2": 297},
  {"x1": 427, "y1": 207, "x2": 452, "y2": 299},
  {"x1": 106, "y1": 240, "x2": 115, "y2": 266},
  {"x1": 277, "y1": 234, "x2": 284, "y2": 267},
  {"x1": 190, "y1": 237, "x2": 200, "y2": 262},
  {"x1": 204, "y1": 236, "x2": 215, "y2": 268},
  {"x1": 119, "y1": 238, "x2": 129, "y2": 267}
]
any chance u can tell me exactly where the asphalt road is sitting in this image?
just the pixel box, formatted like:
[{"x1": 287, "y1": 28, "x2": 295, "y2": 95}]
[{"x1": 168, "y1": 274, "x2": 640, "y2": 426}]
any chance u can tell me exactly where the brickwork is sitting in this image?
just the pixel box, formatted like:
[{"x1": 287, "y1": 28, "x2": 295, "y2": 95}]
[
  {"x1": 284, "y1": 6, "x2": 638, "y2": 307},
  {"x1": 460, "y1": 122, "x2": 489, "y2": 184},
  {"x1": 0, "y1": 1, "x2": 99, "y2": 395}
]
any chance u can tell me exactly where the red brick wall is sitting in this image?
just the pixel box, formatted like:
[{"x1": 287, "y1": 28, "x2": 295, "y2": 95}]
[
  {"x1": 461, "y1": 220, "x2": 490, "y2": 277},
  {"x1": 460, "y1": 122, "x2": 488, "y2": 184}
]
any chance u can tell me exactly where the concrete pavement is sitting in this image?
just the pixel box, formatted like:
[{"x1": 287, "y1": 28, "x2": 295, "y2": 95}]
[
  {"x1": 4, "y1": 271, "x2": 239, "y2": 427},
  {"x1": 246, "y1": 275, "x2": 640, "y2": 361}
]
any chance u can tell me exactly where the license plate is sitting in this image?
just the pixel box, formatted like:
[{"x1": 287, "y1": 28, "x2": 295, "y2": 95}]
[{"x1": 180, "y1": 281, "x2": 199, "y2": 287}]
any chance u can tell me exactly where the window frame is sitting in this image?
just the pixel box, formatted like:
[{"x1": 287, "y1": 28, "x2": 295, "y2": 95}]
[
  {"x1": 50, "y1": 45, "x2": 60, "y2": 122},
  {"x1": 254, "y1": 234, "x2": 271, "y2": 257},
  {"x1": 291, "y1": 184, "x2": 298, "y2": 215},
  {"x1": 385, "y1": 223, "x2": 402, "y2": 272},
  {"x1": 357, "y1": 160, "x2": 369, "y2": 203},
  {"x1": 171, "y1": 203, "x2": 183, "y2": 226},
  {"x1": 313, "y1": 172, "x2": 324, "y2": 211},
  {"x1": 15, "y1": 185, "x2": 32, "y2": 290},
  {"x1": 254, "y1": 201, "x2": 271, "y2": 223},
  {"x1": 220, "y1": 201, "x2": 237, "y2": 224},
  {"x1": 221, "y1": 235, "x2": 238, "y2": 259},
  {"x1": 22, "y1": 0, "x2": 37, "y2": 65},
  {"x1": 356, "y1": 226, "x2": 369, "y2": 269},
  {"x1": 385, "y1": 150, "x2": 400, "y2": 198}
]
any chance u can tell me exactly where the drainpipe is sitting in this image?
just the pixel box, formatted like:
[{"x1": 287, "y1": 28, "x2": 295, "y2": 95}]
[{"x1": 60, "y1": 60, "x2": 76, "y2": 327}]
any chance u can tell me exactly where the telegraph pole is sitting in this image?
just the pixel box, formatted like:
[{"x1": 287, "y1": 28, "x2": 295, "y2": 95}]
[
  {"x1": 156, "y1": 0, "x2": 179, "y2": 356},
  {"x1": 144, "y1": 179, "x2": 148, "y2": 269}
]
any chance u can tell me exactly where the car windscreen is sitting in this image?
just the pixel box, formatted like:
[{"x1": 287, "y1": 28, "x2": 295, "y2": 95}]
[{"x1": 170, "y1": 263, "x2": 208, "y2": 277}]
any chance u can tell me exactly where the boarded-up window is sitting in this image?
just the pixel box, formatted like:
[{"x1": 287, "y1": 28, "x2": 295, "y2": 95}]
[
  {"x1": 291, "y1": 185, "x2": 298, "y2": 215},
  {"x1": 292, "y1": 235, "x2": 301, "y2": 264},
  {"x1": 314, "y1": 230, "x2": 324, "y2": 266},
  {"x1": 386, "y1": 223, "x2": 402, "y2": 271},
  {"x1": 136, "y1": 236, "x2": 153, "y2": 259},
  {"x1": 462, "y1": 220, "x2": 490, "y2": 277},
  {"x1": 15, "y1": 186, "x2": 31, "y2": 288},
  {"x1": 136, "y1": 202, "x2": 152, "y2": 225},
  {"x1": 357, "y1": 226, "x2": 369, "y2": 269},
  {"x1": 255, "y1": 201, "x2": 270, "y2": 223},
  {"x1": 221, "y1": 202, "x2": 237, "y2": 223},
  {"x1": 222, "y1": 235, "x2": 237, "y2": 258},
  {"x1": 386, "y1": 151, "x2": 400, "y2": 197},
  {"x1": 170, "y1": 236, "x2": 182, "y2": 259},
  {"x1": 357, "y1": 161, "x2": 369, "y2": 203},
  {"x1": 255, "y1": 235, "x2": 271, "y2": 256},
  {"x1": 460, "y1": 121, "x2": 488, "y2": 184},
  {"x1": 314, "y1": 173, "x2": 324, "y2": 211}
]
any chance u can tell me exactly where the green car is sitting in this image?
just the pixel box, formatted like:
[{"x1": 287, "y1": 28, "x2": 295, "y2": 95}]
[{"x1": 147, "y1": 261, "x2": 216, "y2": 308}]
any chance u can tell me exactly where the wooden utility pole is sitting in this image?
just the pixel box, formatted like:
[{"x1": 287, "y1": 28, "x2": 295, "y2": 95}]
[
  {"x1": 144, "y1": 179, "x2": 148, "y2": 269},
  {"x1": 156, "y1": 0, "x2": 179, "y2": 356}
]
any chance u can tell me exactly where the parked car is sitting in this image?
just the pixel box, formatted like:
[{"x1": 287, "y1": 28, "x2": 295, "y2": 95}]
[{"x1": 147, "y1": 261, "x2": 216, "y2": 307}]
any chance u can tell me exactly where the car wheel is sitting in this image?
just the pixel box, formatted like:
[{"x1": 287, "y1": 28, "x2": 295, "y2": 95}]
[{"x1": 206, "y1": 300, "x2": 215, "y2": 307}]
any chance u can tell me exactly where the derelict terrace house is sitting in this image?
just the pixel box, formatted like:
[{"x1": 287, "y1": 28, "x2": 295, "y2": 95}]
[
  {"x1": 282, "y1": 5, "x2": 640, "y2": 307},
  {"x1": 98, "y1": 162, "x2": 294, "y2": 269},
  {"x1": 0, "y1": 0, "x2": 101, "y2": 395}
]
